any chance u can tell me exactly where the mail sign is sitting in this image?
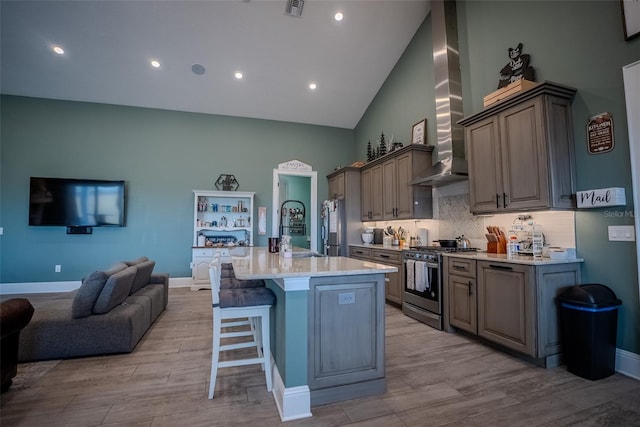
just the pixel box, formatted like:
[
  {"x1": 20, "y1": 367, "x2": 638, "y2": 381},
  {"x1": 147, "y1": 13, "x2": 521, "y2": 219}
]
[{"x1": 577, "y1": 187, "x2": 626, "y2": 208}]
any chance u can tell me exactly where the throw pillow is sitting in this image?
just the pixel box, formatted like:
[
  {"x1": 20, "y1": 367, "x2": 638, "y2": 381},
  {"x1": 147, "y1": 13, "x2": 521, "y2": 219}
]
[
  {"x1": 129, "y1": 260, "x2": 155, "y2": 294},
  {"x1": 103, "y1": 262, "x2": 128, "y2": 277},
  {"x1": 93, "y1": 266, "x2": 137, "y2": 314},
  {"x1": 71, "y1": 271, "x2": 109, "y2": 319},
  {"x1": 123, "y1": 256, "x2": 149, "y2": 267}
]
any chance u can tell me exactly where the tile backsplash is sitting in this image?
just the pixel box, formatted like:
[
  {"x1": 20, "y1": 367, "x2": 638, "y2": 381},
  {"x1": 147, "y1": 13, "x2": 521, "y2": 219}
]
[{"x1": 362, "y1": 181, "x2": 576, "y2": 251}]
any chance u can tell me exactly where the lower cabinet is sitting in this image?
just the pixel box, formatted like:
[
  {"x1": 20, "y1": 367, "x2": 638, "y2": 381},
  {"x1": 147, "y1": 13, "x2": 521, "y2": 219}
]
[
  {"x1": 308, "y1": 274, "x2": 386, "y2": 405},
  {"x1": 448, "y1": 257, "x2": 477, "y2": 334},
  {"x1": 191, "y1": 247, "x2": 231, "y2": 290},
  {"x1": 349, "y1": 246, "x2": 403, "y2": 305},
  {"x1": 477, "y1": 261, "x2": 535, "y2": 357},
  {"x1": 446, "y1": 256, "x2": 582, "y2": 367}
]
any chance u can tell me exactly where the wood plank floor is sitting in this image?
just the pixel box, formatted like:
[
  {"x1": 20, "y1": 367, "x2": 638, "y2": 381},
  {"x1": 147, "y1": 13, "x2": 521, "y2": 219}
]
[{"x1": 2, "y1": 288, "x2": 639, "y2": 426}]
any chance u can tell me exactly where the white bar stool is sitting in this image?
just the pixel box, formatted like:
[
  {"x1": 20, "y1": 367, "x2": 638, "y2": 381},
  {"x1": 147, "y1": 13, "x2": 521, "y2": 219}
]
[{"x1": 208, "y1": 259, "x2": 275, "y2": 399}]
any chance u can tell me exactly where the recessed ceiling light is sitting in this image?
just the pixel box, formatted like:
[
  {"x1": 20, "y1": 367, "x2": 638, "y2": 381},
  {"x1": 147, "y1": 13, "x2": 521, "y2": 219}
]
[
  {"x1": 309, "y1": 82, "x2": 317, "y2": 90},
  {"x1": 334, "y1": 12, "x2": 344, "y2": 21},
  {"x1": 235, "y1": 72, "x2": 243, "y2": 80},
  {"x1": 150, "y1": 60, "x2": 161, "y2": 68},
  {"x1": 52, "y1": 45, "x2": 65, "y2": 55}
]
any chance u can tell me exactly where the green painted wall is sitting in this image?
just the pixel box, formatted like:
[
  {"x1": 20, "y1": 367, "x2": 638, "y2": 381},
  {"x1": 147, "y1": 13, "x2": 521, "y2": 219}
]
[
  {"x1": 355, "y1": 1, "x2": 639, "y2": 354},
  {"x1": 0, "y1": 95, "x2": 354, "y2": 282}
]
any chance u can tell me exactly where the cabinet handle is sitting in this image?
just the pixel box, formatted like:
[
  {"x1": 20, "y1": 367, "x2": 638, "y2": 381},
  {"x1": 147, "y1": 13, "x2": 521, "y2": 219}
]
[
  {"x1": 468, "y1": 281, "x2": 473, "y2": 296},
  {"x1": 503, "y1": 192, "x2": 508, "y2": 208},
  {"x1": 378, "y1": 254, "x2": 390, "y2": 259},
  {"x1": 452, "y1": 264, "x2": 466, "y2": 270},
  {"x1": 489, "y1": 264, "x2": 513, "y2": 270},
  {"x1": 496, "y1": 194, "x2": 500, "y2": 208}
]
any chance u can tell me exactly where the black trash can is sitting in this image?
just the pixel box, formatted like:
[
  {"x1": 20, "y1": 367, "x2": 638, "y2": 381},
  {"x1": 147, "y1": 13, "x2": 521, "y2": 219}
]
[{"x1": 557, "y1": 284, "x2": 622, "y2": 380}]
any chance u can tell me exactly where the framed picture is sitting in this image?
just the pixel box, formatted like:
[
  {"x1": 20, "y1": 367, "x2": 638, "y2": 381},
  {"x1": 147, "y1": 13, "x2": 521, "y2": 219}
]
[
  {"x1": 412, "y1": 119, "x2": 427, "y2": 144},
  {"x1": 622, "y1": 0, "x2": 640, "y2": 41}
]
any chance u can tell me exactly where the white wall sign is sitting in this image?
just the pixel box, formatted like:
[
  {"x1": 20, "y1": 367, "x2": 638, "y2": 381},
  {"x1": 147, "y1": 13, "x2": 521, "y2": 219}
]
[
  {"x1": 278, "y1": 160, "x2": 312, "y2": 171},
  {"x1": 577, "y1": 187, "x2": 626, "y2": 208}
]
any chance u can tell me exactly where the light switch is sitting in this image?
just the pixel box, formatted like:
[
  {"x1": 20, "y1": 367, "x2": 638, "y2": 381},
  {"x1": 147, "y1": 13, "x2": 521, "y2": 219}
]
[{"x1": 608, "y1": 225, "x2": 636, "y2": 241}]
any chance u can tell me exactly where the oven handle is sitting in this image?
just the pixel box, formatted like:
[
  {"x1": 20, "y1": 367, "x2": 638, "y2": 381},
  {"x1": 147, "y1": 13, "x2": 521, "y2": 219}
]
[{"x1": 404, "y1": 260, "x2": 439, "y2": 269}]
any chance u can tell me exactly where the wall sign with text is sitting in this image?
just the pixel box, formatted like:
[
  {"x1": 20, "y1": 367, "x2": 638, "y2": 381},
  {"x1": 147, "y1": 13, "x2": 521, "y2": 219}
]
[{"x1": 587, "y1": 112, "x2": 615, "y2": 155}]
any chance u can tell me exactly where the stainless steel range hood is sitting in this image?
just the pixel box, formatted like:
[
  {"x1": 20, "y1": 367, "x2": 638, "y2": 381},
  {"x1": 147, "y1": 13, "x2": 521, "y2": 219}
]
[{"x1": 411, "y1": 0, "x2": 467, "y2": 187}]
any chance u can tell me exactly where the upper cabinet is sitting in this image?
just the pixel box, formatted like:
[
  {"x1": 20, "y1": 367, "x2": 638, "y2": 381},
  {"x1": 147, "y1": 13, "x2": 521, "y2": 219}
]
[
  {"x1": 460, "y1": 82, "x2": 577, "y2": 214},
  {"x1": 361, "y1": 145, "x2": 434, "y2": 220}
]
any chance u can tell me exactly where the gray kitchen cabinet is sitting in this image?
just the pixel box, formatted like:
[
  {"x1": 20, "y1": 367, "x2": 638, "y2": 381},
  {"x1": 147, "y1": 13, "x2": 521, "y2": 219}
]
[
  {"x1": 446, "y1": 255, "x2": 582, "y2": 367},
  {"x1": 360, "y1": 145, "x2": 434, "y2": 221},
  {"x1": 447, "y1": 257, "x2": 477, "y2": 334},
  {"x1": 361, "y1": 164, "x2": 383, "y2": 221},
  {"x1": 477, "y1": 261, "x2": 536, "y2": 357},
  {"x1": 460, "y1": 82, "x2": 577, "y2": 214},
  {"x1": 308, "y1": 274, "x2": 386, "y2": 405},
  {"x1": 328, "y1": 171, "x2": 345, "y2": 200},
  {"x1": 349, "y1": 245, "x2": 403, "y2": 305}
]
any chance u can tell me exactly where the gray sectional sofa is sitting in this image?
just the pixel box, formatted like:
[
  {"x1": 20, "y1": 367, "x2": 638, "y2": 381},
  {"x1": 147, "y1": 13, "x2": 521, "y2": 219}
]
[{"x1": 18, "y1": 257, "x2": 168, "y2": 362}]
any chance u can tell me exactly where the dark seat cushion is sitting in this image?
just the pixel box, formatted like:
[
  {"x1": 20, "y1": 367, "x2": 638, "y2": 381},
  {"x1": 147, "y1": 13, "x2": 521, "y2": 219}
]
[
  {"x1": 219, "y1": 287, "x2": 275, "y2": 308},
  {"x1": 93, "y1": 266, "x2": 137, "y2": 314},
  {"x1": 220, "y1": 278, "x2": 265, "y2": 289},
  {"x1": 72, "y1": 271, "x2": 109, "y2": 318}
]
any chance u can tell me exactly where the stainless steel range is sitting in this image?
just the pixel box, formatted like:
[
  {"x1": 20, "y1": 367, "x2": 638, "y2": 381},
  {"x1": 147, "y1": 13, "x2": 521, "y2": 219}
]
[{"x1": 402, "y1": 246, "x2": 477, "y2": 330}]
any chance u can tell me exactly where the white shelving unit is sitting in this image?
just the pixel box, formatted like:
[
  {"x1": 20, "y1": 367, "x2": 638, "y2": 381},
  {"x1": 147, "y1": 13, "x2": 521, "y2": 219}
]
[{"x1": 191, "y1": 190, "x2": 255, "y2": 290}]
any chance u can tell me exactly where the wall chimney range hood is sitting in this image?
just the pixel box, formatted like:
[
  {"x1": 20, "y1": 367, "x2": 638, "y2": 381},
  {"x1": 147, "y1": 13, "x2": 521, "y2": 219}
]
[{"x1": 411, "y1": 0, "x2": 468, "y2": 187}]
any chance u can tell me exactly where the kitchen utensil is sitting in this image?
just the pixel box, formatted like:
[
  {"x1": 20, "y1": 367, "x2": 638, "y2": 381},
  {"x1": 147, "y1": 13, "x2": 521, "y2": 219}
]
[
  {"x1": 485, "y1": 233, "x2": 498, "y2": 242},
  {"x1": 456, "y1": 235, "x2": 470, "y2": 249},
  {"x1": 434, "y1": 239, "x2": 457, "y2": 248}
]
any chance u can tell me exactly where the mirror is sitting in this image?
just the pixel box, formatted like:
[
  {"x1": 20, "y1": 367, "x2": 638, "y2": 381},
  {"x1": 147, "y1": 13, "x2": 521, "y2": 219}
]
[{"x1": 272, "y1": 161, "x2": 318, "y2": 252}]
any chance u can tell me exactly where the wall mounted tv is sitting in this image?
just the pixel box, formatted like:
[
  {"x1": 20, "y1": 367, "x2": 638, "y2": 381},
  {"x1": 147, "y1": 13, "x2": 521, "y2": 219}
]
[{"x1": 29, "y1": 177, "x2": 126, "y2": 228}]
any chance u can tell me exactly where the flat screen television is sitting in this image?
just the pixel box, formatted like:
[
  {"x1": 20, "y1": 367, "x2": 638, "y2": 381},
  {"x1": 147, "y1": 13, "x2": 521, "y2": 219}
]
[{"x1": 29, "y1": 177, "x2": 126, "y2": 227}]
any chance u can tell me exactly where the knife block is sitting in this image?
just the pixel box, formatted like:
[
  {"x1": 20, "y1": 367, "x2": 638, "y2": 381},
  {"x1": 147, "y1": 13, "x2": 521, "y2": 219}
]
[{"x1": 487, "y1": 242, "x2": 498, "y2": 253}]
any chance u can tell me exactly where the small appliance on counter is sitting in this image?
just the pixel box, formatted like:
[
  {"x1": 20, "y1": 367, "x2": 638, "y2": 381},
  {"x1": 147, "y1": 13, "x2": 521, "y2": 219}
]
[
  {"x1": 362, "y1": 227, "x2": 374, "y2": 244},
  {"x1": 373, "y1": 228, "x2": 384, "y2": 244}
]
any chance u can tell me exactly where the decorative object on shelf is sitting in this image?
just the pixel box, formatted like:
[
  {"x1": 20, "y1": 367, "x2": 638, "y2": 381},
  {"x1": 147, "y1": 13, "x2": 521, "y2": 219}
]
[
  {"x1": 367, "y1": 140, "x2": 373, "y2": 161},
  {"x1": 497, "y1": 42, "x2": 535, "y2": 89},
  {"x1": 587, "y1": 112, "x2": 615, "y2": 154},
  {"x1": 390, "y1": 142, "x2": 404, "y2": 151},
  {"x1": 379, "y1": 132, "x2": 387, "y2": 156},
  {"x1": 412, "y1": 119, "x2": 426, "y2": 144},
  {"x1": 258, "y1": 207, "x2": 267, "y2": 235},
  {"x1": 214, "y1": 174, "x2": 239, "y2": 191},
  {"x1": 622, "y1": 0, "x2": 640, "y2": 41}
]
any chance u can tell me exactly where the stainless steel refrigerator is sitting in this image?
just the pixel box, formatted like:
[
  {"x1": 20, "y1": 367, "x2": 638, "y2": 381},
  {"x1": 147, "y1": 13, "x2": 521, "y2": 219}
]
[{"x1": 321, "y1": 199, "x2": 345, "y2": 256}]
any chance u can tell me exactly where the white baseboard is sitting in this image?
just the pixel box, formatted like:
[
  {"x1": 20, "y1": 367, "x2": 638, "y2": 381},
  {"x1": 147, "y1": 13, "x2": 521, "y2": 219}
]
[
  {"x1": 271, "y1": 360, "x2": 312, "y2": 422},
  {"x1": 0, "y1": 277, "x2": 194, "y2": 295},
  {"x1": 616, "y1": 348, "x2": 640, "y2": 380}
]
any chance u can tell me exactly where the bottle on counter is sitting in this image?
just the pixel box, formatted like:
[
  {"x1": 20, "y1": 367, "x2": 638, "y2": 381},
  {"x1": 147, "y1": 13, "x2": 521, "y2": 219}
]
[{"x1": 532, "y1": 224, "x2": 544, "y2": 258}]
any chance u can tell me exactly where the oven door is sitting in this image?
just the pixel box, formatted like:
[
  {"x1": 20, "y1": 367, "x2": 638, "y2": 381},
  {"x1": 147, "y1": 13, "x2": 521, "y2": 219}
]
[{"x1": 403, "y1": 258, "x2": 441, "y2": 315}]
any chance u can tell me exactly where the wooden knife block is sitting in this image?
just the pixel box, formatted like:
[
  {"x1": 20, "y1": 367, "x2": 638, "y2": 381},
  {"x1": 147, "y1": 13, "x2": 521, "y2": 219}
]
[{"x1": 487, "y1": 242, "x2": 498, "y2": 253}]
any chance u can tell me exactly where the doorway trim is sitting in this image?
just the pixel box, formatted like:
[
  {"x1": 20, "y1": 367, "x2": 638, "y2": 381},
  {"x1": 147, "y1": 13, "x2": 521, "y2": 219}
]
[{"x1": 272, "y1": 160, "x2": 318, "y2": 252}]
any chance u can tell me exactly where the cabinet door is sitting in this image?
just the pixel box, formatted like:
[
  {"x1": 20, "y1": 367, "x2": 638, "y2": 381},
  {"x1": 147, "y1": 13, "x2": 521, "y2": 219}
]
[
  {"x1": 382, "y1": 159, "x2": 397, "y2": 219},
  {"x1": 395, "y1": 152, "x2": 414, "y2": 219},
  {"x1": 328, "y1": 173, "x2": 345, "y2": 200},
  {"x1": 361, "y1": 169, "x2": 373, "y2": 221},
  {"x1": 499, "y1": 97, "x2": 550, "y2": 211},
  {"x1": 369, "y1": 164, "x2": 384, "y2": 220},
  {"x1": 466, "y1": 116, "x2": 503, "y2": 213},
  {"x1": 477, "y1": 262, "x2": 535, "y2": 356},
  {"x1": 448, "y1": 274, "x2": 477, "y2": 334},
  {"x1": 193, "y1": 256, "x2": 212, "y2": 284}
]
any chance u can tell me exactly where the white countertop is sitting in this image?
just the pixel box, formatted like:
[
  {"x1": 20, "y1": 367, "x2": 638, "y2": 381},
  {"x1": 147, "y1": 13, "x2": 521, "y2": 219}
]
[
  {"x1": 349, "y1": 243, "x2": 405, "y2": 252},
  {"x1": 231, "y1": 246, "x2": 397, "y2": 280},
  {"x1": 443, "y1": 251, "x2": 584, "y2": 266}
]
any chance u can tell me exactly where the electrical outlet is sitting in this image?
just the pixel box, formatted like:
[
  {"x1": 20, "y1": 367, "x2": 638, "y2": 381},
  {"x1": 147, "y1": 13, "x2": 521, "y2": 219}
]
[
  {"x1": 55, "y1": 265, "x2": 62, "y2": 273},
  {"x1": 0, "y1": 227, "x2": 3, "y2": 235},
  {"x1": 608, "y1": 225, "x2": 635, "y2": 241},
  {"x1": 338, "y1": 292, "x2": 355, "y2": 305}
]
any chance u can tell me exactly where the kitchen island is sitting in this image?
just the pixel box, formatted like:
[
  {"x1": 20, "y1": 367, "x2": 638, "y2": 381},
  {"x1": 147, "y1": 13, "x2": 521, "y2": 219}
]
[{"x1": 230, "y1": 247, "x2": 397, "y2": 421}]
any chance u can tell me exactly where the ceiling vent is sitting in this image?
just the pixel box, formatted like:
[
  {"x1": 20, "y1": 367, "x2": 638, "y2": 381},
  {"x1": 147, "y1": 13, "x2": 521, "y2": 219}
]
[{"x1": 285, "y1": 0, "x2": 304, "y2": 17}]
